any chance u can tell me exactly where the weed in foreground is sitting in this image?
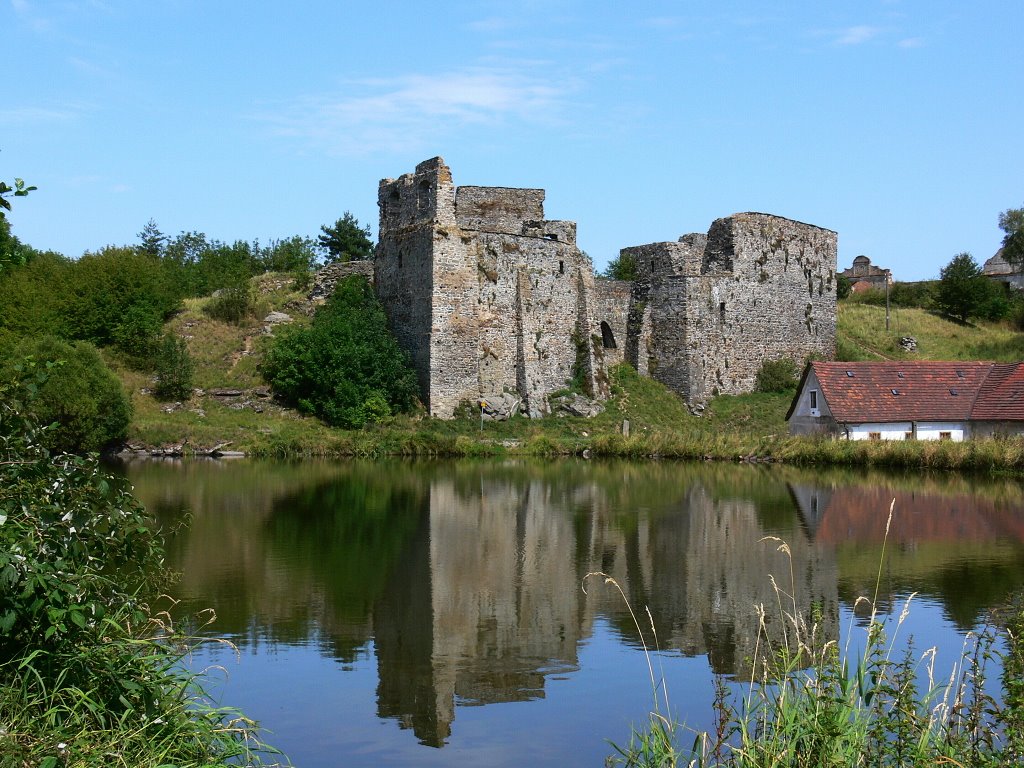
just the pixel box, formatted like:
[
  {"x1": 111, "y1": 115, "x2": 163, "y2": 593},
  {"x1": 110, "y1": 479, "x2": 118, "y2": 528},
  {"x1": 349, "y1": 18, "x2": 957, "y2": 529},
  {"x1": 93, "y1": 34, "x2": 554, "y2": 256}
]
[{"x1": 599, "y1": 500, "x2": 1024, "y2": 767}]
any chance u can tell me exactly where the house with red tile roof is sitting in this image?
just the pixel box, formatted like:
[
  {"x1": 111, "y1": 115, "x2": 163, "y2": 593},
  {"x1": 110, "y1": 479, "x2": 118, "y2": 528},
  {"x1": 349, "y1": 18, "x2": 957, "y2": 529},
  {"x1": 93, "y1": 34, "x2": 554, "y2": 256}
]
[{"x1": 787, "y1": 361, "x2": 1024, "y2": 440}]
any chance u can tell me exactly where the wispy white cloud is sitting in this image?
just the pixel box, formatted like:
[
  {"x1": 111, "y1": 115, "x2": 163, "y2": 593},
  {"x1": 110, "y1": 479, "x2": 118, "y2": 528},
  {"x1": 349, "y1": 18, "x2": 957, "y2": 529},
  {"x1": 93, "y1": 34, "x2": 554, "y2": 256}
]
[
  {"x1": 898, "y1": 37, "x2": 925, "y2": 48},
  {"x1": 11, "y1": 0, "x2": 53, "y2": 32},
  {"x1": 255, "y1": 67, "x2": 580, "y2": 156},
  {"x1": 466, "y1": 17, "x2": 516, "y2": 33},
  {"x1": 834, "y1": 25, "x2": 881, "y2": 45},
  {"x1": 0, "y1": 105, "x2": 81, "y2": 125}
]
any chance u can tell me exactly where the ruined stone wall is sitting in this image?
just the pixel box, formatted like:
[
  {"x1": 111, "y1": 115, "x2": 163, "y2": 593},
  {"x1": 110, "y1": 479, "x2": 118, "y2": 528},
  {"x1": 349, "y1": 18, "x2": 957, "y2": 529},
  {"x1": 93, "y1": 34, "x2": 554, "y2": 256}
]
[
  {"x1": 377, "y1": 157, "x2": 602, "y2": 418},
  {"x1": 308, "y1": 260, "x2": 375, "y2": 304},
  {"x1": 592, "y1": 279, "x2": 630, "y2": 367},
  {"x1": 377, "y1": 159, "x2": 837, "y2": 416},
  {"x1": 472, "y1": 230, "x2": 591, "y2": 414},
  {"x1": 625, "y1": 213, "x2": 836, "y2": 403},
  {"x1": 455, "y1": 186, "x2": 545, "y2": 234},
  {"x1": 681, "y1": 214, "x2": 836, "y2": 401}
]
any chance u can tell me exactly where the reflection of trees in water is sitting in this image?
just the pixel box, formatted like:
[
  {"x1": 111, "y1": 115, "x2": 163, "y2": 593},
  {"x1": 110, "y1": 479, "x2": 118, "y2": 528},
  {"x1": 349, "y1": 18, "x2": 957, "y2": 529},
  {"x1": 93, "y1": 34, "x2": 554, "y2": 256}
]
[{"x1": 127, "y1": 459, "x2": 1024, "y2": 747}]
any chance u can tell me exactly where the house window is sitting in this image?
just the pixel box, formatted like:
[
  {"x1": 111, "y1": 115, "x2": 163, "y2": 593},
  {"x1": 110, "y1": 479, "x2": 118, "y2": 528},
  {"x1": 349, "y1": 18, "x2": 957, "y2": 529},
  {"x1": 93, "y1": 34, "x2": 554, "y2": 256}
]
[
  {"x1": 868, "y1": 432, "x2": 882, "y2": 441},
  {"x1": 809, "y1": 390, "x2": 818, "y2": 409},
  {"x1": 939, "y1": 431, "x2": 952, "y2": 441}
]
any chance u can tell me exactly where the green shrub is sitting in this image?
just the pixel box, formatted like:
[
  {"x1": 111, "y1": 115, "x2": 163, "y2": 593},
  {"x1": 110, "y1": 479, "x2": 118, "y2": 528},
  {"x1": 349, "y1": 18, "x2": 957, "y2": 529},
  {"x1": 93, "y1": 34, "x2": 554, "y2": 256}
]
[
  {"x1": 755, "y1": 357, "x2": 799, "y2": 393},
  {"x1": 3, "y1": 336, "x2": 131, "y2": 453},
  {"x1": 153, "y1": 332, "x2": 194, "y2": 401},
  {"x1": 203, "y1": 280, "x2": 253, "y2": 323},
  {"x1": 261, "y1": 275, "x2": 419, "y2": 428}
]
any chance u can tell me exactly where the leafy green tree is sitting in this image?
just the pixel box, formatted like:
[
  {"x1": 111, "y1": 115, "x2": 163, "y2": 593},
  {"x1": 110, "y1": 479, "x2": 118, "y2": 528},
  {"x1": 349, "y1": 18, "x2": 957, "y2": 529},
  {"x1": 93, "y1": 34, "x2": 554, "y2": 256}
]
[
  {"x1": 261, "y1": 235, "x2": 319, "y2": 273},
  {"x1": 0, "y1": 176, "x2": 35, "y2": 272},
  {"x1": 936, "y1": 252, "x2": 1000, "y2": 323},
  {"x1": 1, "y1": 335, "x2": 131, "y2": 453},
  {"x1": 0, "y1": 250, "x2": 75, "y2": 338},
  {"x1": 999, "y1": 205, "x2": 1024, "y2": 267},
  {"x1": 602, "y1": 252, "x2": 638, "y2": 281},
  {"x1": 137, "y1": 218, "x2": 167, "y2": 257},
  {"x1": 836, "y1": 273, "x2": 852, "y2": 299},
  {"x1": 153, "y1": 332, "x2": 194, "y2": 401},
  {"x1": 755, "y1": 358, "x2": 799, "y2": 392},
  {"x1": 0, "y1": 176, "x2": 35, "y2": 216},
  {"x1": 66, "y1": 246, "x2": 182, "y2": 355},
  {"x1": 261, "y1": 275, "x2": 419, "y2": 428},
  {"x1": 318, "y1": 212, "x2": 373, "y2": 262}
]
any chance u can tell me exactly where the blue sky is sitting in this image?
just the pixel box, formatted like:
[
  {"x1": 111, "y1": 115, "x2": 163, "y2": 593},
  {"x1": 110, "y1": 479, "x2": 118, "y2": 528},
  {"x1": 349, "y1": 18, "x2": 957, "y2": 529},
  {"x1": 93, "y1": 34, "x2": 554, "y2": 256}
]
[{"x1": 3, "y1": 0, "x2": 1021, "y2": 280}]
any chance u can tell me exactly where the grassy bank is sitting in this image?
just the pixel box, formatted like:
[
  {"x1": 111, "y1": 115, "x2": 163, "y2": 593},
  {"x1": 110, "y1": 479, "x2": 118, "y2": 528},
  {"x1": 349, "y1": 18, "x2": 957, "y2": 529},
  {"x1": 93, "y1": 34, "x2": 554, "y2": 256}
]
[{"x1": 113, "y1": 282, "x2": 1024, "y2": 473}]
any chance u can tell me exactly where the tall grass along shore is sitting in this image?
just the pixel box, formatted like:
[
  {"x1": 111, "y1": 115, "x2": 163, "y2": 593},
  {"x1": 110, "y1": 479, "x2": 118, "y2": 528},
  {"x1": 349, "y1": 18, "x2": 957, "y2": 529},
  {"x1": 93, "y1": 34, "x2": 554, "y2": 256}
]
[{"x1": 0, "y1": 368, "x2": 280, "y2": 767}]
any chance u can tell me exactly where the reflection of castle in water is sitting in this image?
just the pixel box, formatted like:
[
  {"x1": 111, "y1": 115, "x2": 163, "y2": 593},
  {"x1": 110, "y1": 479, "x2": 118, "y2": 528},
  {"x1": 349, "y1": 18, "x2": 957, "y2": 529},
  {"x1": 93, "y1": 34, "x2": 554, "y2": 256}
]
[
  {"x1": 372, "y1": 472, "x2": 838, "y2": 746},
  {"x1": 138, "y1": 461, "x2": 1024, "y2": 749}
]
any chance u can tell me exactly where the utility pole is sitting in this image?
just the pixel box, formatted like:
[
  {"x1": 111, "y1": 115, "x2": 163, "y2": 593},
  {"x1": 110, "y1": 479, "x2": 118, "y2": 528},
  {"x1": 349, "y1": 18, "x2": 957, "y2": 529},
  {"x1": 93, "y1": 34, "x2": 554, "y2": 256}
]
[{"x1": 885, "y1": 271, "x2": 891, "y2": 331}]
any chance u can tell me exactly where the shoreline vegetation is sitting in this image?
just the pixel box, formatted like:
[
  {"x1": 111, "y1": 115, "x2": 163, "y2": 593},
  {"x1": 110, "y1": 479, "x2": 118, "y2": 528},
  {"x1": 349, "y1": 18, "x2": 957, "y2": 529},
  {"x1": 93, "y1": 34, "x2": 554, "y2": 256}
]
[
  {"x1": 105, "y1": 274, "x2": 1024, "y2": 474},
  {"x1": 596, "y1": 505, "x2": 1024, "y2": 767},
  {"x1": 0, "y1": 375, "x2": 279, "y2": 767},
  {"x1": 120, "y1": 363, "x2": 1024, "y2": 476}
]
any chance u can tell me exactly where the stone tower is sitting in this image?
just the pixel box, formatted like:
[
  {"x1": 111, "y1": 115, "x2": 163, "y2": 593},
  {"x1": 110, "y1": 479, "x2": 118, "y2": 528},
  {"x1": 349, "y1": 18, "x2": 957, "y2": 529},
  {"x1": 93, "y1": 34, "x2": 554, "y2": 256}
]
[{"x1": 375, "y1": 158, "x2": 608, "y2": 418}]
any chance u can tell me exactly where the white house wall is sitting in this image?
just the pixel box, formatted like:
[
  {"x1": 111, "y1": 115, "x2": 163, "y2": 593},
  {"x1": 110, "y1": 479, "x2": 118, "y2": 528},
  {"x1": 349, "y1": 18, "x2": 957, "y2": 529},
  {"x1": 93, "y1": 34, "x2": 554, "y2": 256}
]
[
  {"x1": 914, "y1": 422, "x2": 967, "y2": 441},
  {"x1": 847, "y1": 422, "x2": 914, "y2": 441},
  {"x1": 846, "y1": 421, "x2": 967, "y2": 441}
]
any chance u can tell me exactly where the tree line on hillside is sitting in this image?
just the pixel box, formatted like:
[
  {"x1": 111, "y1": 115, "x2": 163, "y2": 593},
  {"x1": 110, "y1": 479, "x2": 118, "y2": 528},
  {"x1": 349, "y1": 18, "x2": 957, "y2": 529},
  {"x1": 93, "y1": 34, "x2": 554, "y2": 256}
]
[
  {"x1": 2, "y1": 166, "x2": 1023, "y2": 453},
  {"x1": 0, "y1": 193, "x2": 418, "y2": 451}
]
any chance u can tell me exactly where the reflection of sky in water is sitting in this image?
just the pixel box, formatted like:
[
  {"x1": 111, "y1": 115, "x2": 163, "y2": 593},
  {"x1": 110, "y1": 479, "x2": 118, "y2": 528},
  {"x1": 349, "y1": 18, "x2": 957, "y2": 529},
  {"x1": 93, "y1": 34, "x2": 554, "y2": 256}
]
[
  {"x1": 188, "y1": 601, "x2": 984, "y2": 768},
  {"x1": 190, "y1": 618, "x2": 720, "y2": 768}
]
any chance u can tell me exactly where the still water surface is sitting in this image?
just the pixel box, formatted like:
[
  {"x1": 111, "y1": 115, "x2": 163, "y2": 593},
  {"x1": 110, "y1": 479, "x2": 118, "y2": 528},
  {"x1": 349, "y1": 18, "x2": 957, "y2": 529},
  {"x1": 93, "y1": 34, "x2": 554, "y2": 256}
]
[{"x1": 121, "y1": 459, "x2": 1024, "y2": 767}]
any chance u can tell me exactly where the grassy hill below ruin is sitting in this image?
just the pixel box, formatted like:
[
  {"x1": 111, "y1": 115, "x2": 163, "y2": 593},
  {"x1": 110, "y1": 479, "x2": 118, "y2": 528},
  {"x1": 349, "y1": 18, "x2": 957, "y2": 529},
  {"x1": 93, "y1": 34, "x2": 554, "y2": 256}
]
[{"x1": 110, "y1": 275, "x2": 1024, "y2": 459}]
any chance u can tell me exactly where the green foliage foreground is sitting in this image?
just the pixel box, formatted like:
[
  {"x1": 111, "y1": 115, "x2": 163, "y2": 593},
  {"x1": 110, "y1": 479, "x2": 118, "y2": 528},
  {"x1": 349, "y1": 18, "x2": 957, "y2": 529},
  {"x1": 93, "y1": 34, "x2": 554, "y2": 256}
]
[
  {"x1": 0, "y1": 368, "x2": 277, "y2": 767},
  {"x1": 603, "y1": 507, "x2": 1024, "y2": 768}
]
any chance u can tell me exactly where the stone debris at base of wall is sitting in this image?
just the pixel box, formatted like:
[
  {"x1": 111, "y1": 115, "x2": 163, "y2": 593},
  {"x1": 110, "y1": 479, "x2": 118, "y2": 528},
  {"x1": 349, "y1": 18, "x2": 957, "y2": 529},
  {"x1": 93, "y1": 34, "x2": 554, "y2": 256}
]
[
  {"x1": 553, "y1": 393, "x2": 606, "y2": 418},
  {"x1": 480, "y1": 392, "x2": 523, "y2": 421},
  {"x1": 900, "y1": 336, "x2": 917, "y2": 352}
]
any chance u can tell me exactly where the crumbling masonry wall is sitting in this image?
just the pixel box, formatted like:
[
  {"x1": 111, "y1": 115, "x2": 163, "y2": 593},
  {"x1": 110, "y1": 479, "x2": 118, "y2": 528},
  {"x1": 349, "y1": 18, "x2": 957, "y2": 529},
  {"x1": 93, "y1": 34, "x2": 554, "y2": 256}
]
[
  {"x1": 375, "y1": 159, "x2": 837, "y2": 417},
  {"x1": 624, "y1": 214, "x2": 837, "y2": 403},
  {"x1": 376, "y1": 158, "x2": 606, "y2": 418}
]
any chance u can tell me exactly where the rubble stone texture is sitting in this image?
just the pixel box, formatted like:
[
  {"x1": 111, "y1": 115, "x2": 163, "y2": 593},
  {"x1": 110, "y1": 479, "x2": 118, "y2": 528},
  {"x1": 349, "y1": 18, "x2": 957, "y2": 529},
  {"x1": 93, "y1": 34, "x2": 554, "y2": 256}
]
[{"x1": 374, "y1": 158, "x2": 837, "y2": 417}]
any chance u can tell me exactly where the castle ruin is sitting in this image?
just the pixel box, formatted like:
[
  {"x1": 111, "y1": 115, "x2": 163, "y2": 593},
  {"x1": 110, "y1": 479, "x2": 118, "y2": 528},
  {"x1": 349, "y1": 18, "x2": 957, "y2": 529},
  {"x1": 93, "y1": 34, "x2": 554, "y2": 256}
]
[{"x1": 374, "y1": 157, "x2": 837, "y2": 418}]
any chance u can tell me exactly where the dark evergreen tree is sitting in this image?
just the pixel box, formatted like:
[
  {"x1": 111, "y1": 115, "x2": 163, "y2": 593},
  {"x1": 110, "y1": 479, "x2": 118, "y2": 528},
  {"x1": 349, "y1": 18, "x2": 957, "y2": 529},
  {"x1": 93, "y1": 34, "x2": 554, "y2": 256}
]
[
  {"x1": 137, "y1": 218, "x2": 167, "y2": 257},
  {"x1": 317, "y1": 212, "x2": 373, "y2": 262}
]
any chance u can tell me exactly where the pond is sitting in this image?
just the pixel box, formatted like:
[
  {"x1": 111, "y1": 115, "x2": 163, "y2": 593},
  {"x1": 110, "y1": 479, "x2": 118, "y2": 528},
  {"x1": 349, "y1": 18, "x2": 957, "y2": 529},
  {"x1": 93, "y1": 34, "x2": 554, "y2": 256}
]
[{"x1": 121, "y1": 459, "x2": 1024, "y2": 767}]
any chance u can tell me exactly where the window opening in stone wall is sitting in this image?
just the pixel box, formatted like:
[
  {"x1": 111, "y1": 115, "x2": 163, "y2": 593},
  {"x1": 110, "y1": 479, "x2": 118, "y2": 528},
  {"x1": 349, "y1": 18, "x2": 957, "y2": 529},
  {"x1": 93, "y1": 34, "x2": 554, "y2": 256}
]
[
  {"x1": 416, "y1": 180, "x2": 431, "y2": 213},
  {"x1": 559, "y1": 260, "x2": 564, "y2": 274},
  {"x1": 719, "y1": 302, "x2": 726, "y2": 321},
  {"x1": 546, "y1": 234, "x2": 558, "y2": 241},
  {"x1": 809, "y1": 390, "x2": 817, "y2": 409},
  {"x1": 600, "y1": 321, "x2": 617, "y2": 349},
  {"x1": 398, "y1": 250, "x2": 403, "y2": 268}
]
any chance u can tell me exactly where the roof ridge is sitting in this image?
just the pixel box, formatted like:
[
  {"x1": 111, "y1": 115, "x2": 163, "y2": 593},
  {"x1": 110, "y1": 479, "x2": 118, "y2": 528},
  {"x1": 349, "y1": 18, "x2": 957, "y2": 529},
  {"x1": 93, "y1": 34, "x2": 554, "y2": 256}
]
[{"x1": 966, "y1": 362, "x2": 996, "y2": 417}]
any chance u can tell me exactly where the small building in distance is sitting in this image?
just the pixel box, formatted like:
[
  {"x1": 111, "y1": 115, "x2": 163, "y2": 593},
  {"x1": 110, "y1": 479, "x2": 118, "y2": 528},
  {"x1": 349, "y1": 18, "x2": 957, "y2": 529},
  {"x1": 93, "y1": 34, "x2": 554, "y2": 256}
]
[
  {"x1": 983, "y1": 249, "x2": 1024, "y2": 291},
  {"x1": 787, "y1": 360, "x2": 1024, "y2": 440},
  {"x1": 840, "y1": 255, "x2": 892, "y2": 293}
]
